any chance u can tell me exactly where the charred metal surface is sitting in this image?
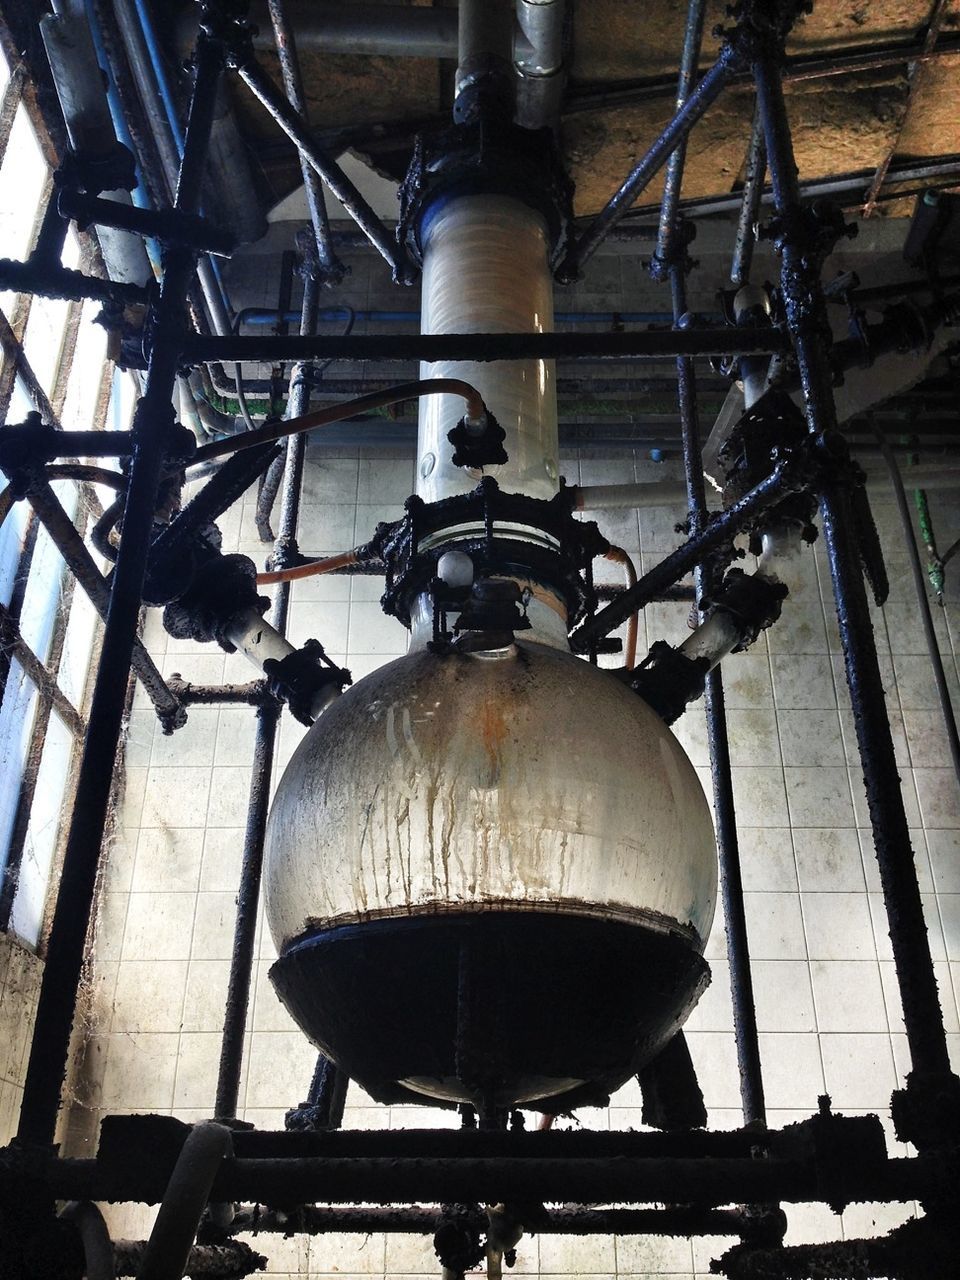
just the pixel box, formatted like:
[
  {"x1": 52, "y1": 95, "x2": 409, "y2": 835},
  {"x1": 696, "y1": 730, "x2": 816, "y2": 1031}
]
[
  {"x1": 214, "y1": 228, "x2": 323, "y2": 1119},
  {"x1": 16, "y1": 9, "x2": 228, "y2": 1150},
  {"x1": 264, "y1": 0, "x2": 345, "y2": 284},
  {"x1": 653, "y1": 0, "x2": 768, "y2": 1130},
  {"x1": 749, "y1": 0, "x2": 960, "y2": 1147},
  {"x1": 215, "y1": 698, "x2": 280, "y2": 1121},
  {"x1": 0, "y1": 255, "x2": 148, "y2": 306},
  {"x1": 285, "y1": 1054, "x2": 348, "y2": 1132},
  {"x1": 21, "y1": 478, "x2": 184, "y2": 730},
  {"x1": 715, "y1": 1215, "x2": 960, "y2": 1280},
  {"x1": 164, "y1": 676, "x2": 271, "y2": 707},
  {"x1": 637, "y1": 1030, "x2": 708, "y2": 1131},
  {"x1": 227, "y1": 35, "x2": 411, "y2": 282},
  {"x1": 112, "y1": 1238, "x2": 266, "y2": 1278},
  {"x1": 231, "y1": 1202, "x2": 749, "y2": 1238},
  {"x1": 57, "y1": 189, "x2": 235, "y2": 257},
  {"x1": 571, "y1": 457, "x2": 797, "y2": 651}
]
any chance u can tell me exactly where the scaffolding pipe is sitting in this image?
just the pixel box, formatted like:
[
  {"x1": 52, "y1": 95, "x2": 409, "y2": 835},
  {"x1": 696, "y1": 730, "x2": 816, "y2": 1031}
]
[
  {"x1": 17, "y1": 23, "x2": 226, "y2": 1150},
  {"x1": 730, "y1": 106, "x2": 766, "y2": 287},
  {"x1": 213, "y1": 258, "x2": 322, "y2": 1120},
  {"x1": 655, "y1": 0, "x2": 767, "y2": 1128},
  {"x1": 569, "y1": 39, "x2": 744, "y2": 273},
  {"x1": 264, "y1": 0, "x2": 344, "y2": 283},
  {"x1": 751, "y1": 2, "x2": 955, "y2": 1097}
]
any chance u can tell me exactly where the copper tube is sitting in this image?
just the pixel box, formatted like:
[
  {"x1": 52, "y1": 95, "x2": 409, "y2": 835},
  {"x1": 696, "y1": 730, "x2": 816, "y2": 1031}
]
[
  {"x1": 192, "y1": 379, "x2": 487, "y2": 465},
  {"x1": 604, "y1": 546, "x2": 638, "y2": 669},
  {"x1": 256, "y1": 549, "x2": 359, "y2": 585}
]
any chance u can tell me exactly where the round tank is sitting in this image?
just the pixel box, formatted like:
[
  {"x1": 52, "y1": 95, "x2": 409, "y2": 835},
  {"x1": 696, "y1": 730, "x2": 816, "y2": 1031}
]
[{"x1": 264, "y1": 641, "x2": 717, "y2": 1110}]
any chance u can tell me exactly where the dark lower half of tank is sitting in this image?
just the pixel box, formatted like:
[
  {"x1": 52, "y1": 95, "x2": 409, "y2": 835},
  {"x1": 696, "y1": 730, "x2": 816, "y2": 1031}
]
[{"x1": 270, "y1": 910, "x2": 710, "y2": 1112}]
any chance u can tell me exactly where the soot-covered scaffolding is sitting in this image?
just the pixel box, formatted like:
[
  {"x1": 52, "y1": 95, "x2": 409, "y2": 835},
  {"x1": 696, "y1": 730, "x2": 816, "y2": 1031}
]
[{"x1": 0, "y1": 2, "x2": 958, "y2": 1279}]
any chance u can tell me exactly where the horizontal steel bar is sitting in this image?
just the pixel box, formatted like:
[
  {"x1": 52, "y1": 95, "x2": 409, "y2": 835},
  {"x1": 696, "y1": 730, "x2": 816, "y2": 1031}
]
[
  {"x1": 58, "y1": 189, "x2": 236, "y2": 258},
  {"x1": 164, "y1": 677, "x2": 271, "y2": 707},
  {"x1": 566, "y1": 32, "x2": 960, "y2": 115},
  {"x1": 230, "y1": 1203, "x2": 748, "y2": 1237},
  {"x1": 0, "y1": 257, "x2": 149, "y2": 306},
  {"x1": 41, "y1": 1152, "x2": 945, "y2": 1208},
  {"x1": 182, "y1": 326, "x2": 789, "y2": 365}
]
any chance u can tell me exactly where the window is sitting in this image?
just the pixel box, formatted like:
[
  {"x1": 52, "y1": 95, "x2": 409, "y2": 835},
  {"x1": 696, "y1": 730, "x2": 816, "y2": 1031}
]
[{"x1": 0, "y1": 50, "x2": 138, "y2": 949}]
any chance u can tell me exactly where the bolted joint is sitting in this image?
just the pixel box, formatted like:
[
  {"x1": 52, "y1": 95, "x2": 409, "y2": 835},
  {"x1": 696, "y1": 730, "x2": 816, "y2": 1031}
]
[
  {"x1": 198, "y1": 0, "x2": 255, "y2": 47},
  {"x1": 453, "y1": 578, "x2": 531, "y2": 650},
  {"x1": 447, "y1": 411, "x2": 508, "y2": 470},
  {"x1": 648, "y1": 220, "x2": 697, "y2": 283},
  {"x1": 161, "y1": 551, "x2": 268, "y2": 646},
  {"x1": 296, "y1": 225, "x2": 349, "y2": 290},
  {"x1": 718, "y1": 388, "x2": 810, "y2": 509},
  {"x1": 263, "y1": 638, "x2": 351, "y2": 726},
  {"x1": 759, "y1": 202, "x2": 856, "y2": 267},
  {"x1": 627, "y1": 639, "x2": 710, "y2": 725},
  {"x1": 56, "y1": 141, "x2": 138, "y2": 197},
  {"x1": 891, "y1": 1069, "x2": 960, "y2": 1155},
  {"x1": 702, "y1": 567, "x2": 789, "y2": 652},
  {"x1": 434, "y1": 1204, "x2": 487, "y2": 1277},
  {"x1": 267, "y1": 534, "x2": 303, "y2": 574},
  {"x1": 724, "y1": 0, "x2": 813, "y2": 64},
  {"x1": 0, "y1": 413, "x2": 61, "y2": 495}
]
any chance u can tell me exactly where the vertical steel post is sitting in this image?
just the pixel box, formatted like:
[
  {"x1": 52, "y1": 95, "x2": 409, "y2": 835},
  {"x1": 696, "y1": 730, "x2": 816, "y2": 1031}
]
[
  {"x1": 651, "y1": 0, "x2": 707, "y2": 276},
  {"x1": 730, "y1": 106, "x2": 766, "y2": 288},
  {"x1": 749, "y1": 7, "x2": 953, "y2": 1086},
  {"x1": 213, "y1": 262, "x2": 320, "y2": 1119},
  {"x1": 265, "y1": 0, "x2": 345, "y2": 284},
  {"x1": 656, "y1": 0, "x2": 766, "y2": 1127},
  {"x1": 18, "y1": 23, "x2": 227, "y2": 1148}
]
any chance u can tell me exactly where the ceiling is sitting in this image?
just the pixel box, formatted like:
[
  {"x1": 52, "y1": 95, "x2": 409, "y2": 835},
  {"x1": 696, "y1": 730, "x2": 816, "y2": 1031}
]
[{"x1": 214, "y1": 0, "x2": 960, "y2": 223}]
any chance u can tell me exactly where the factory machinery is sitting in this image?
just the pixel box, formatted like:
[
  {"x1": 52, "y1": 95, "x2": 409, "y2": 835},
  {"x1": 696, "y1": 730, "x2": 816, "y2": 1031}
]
[{"x1": 0, "y1": 0, "x2": 959, "y2": 1277}]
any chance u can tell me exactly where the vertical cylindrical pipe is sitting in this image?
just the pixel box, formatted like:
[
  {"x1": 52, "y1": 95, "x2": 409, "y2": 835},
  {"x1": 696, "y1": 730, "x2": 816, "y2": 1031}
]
[
  {"x1": 653, "y1": 0, "x2": 707, "y2": 271},
  {"x1": 213, "y1": 257, "x2": 320, "y2": 1119},
  {"x1": 265, "y1": 0, "x2": 344, "y2": 282},
  {"x1": 730, "y1": 106, "x2": 766, "y2": 289},
  {"x1": 455, "y1": 0, "x2": 515, "y2": 115},
  {"x1": 670, "y1": 262, "x2": 766, "y2": 1128},
  {"x1": 416, "y1": 194, "x2": 559, "y2": 505},
  {"x1": 214, "y1": 699, "x2": 279, "y2": 1120}
]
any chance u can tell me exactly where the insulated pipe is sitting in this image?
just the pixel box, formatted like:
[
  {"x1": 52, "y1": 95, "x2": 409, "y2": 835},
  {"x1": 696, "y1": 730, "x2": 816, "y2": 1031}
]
[
  {"x1": 455, "y1": 0, "x2": 516, "y2": 114},
  {"x1": 135, "y1": 1123, "x2": 233, "y2": 1280},
  {"x1": 249, "y1": 1, "x2": 463, "y2": 60},
  {"x1": 515, "y1": 0, "x2": 566, "y2": 129},
  {"x1": 574, "y1": 481, "x2": 689, "y2": 509},
  {"x1": 416, "y1": 195, "x2": 559, "y2": 505}
]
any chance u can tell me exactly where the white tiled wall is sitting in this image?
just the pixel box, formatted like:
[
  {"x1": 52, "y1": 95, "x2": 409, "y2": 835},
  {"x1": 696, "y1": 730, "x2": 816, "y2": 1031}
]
[{"x1": 51, "y1": 442, "x2": 960, "y2": 1278}]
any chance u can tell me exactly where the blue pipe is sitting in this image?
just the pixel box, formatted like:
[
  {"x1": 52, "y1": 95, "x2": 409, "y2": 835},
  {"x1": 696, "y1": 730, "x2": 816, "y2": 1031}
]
[
  {"x1": 83, "y1": 0, "x2": 161, "y2": 275},
  {"x1": 127, "y1": 0, "x2": 234, "y2": 326},
  {"x1": 132, "y1": 0, "x2": 186, "y2": 154}
]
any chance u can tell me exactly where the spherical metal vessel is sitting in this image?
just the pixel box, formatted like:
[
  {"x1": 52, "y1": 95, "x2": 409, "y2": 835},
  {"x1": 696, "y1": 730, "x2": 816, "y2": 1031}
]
[{"x1": 265, "y1": 641, "x2": 717, "y2": 1109}]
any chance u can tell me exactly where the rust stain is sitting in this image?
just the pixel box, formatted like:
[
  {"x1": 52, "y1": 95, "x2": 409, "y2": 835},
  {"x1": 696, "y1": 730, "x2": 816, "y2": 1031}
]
[{"x1": 478, "y1": 698, "x2": 508, "y2": 776}]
